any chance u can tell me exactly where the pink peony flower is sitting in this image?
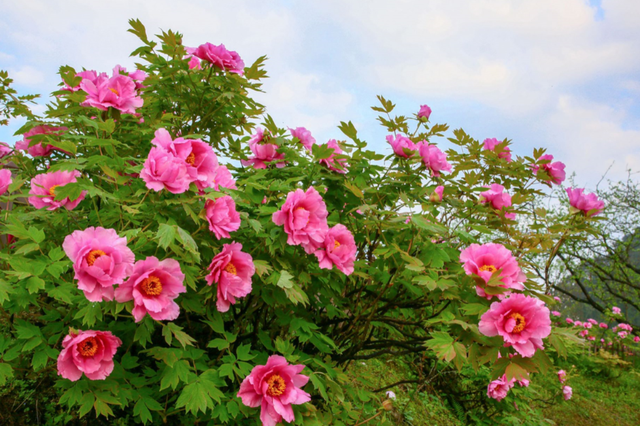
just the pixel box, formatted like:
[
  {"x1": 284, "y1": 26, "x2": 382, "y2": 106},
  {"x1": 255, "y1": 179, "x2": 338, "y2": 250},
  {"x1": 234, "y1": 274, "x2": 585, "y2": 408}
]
[
  {"x1": 187, "y1": 55, "x2": 202, "y2": 70},
  {"x1": 480, "y1": 184, "x2": 516, "y2": 220},
  {"x1": 584, "y1": 322, "x2": 592, "y2": 329},
  {"x1": 618, "y1": 331, "x2": 629, "y2": 339},
  {"x1": 533, "y1": 154, "x2": 565, "y2": 185},
  {"x1": 459, "y1": 243, "x2": 526, "y2": 300},
  {"x1": 113, "y1": 65, "x2": 147, "y2": 90},
  {"x1": 551, "y1": 311, "x2": 561, "y2": 317},
  {"x1": 114, "y1": 257, "x2": 186, "y2": 322},
  {"x1": 0, "y1": 169, "x2": 12, "y2": 195},
  {"x1": 62, "y1": 227, "x2": 135, "y2": 302},
  {"x1": 191, "y1": 43, "x2": 245, "y2": 75},
  {"x1": 16, "y1": 125, "x2": 68, "y2": 157},
  {"x1": 28, "y1": 170, "x2": 86, "y2": 211},
  {"x1": 241, "y1": 128, "x2": 286, "y2": 169},
  {"x1": 205, "y1": 242, "x2": 255, "y2": 312},
  {"x1": 318, "y1": 139, "x2": 348, "y2": 173},
  {"x1": 479, "y1": 293, "x2": 552, "y2": 357},
  {"x1": 430, "y1": 185, "x2": 444, "y2": 202},
  {"x1": 612, "y1": 306, "x2": 621, "y2": 315},
  {"x1": 237, "y1": 355, "x2": 311, "y2": 426},
  {"x1": 272, "y1": 187, "x2": 329, "y2": 254},
  {"x1": 61, "y1": 70, "x2": 102, "y2": 92},
  {"x1": 418, "y1": 143, "x2": 451, "y2": 176},
  {"x1": 562, "y1": 385, "x2": 572, "y2": 401},
  {"x1": 314, "y1": 224, "x2": 357, "y2": 275},
  {"x1": 418, "y1": 104, "x2": 432, "y2": 119},
  {"x1": 574, "y1": 321, "x2": 583, "y2": 327},
  {"x1": 386, "y1": 134, "x2": 418, "y2": 158},
  {"x1": 289, "y1": 127, "x2": 316, "y2": 151},
  {"x1": 483, "y1": 138, "x2": 512, "y2": 162},
  {"x1": 566, "y1": 318, "x2": 574, "y2": 324},
  {"x1": 57, "y1": 330, "x2": 121, "y2": 381},
  {"x1": 599, "y1": 323, "x2": 608, "y2": 329},
  {"x1": 0, "y1": 142, "x2": 12, "y2": 158},
  {"x1": 80, "y1": 71, "x2": 143, "y2": 114},
  {"x1": 566, "y1": 188, "x2": 605, "y2": 217},
  {"x1": 619, "y1": 323, "x2": 633, "y2": 331},
  {"x1": 634, "y1": 336, "x2": 640, "y2": 343},
  {"x1": 587, "y1": 336, "x2": 595, "y2": 341},
  {"x1": 141, "y1": 147, "x2": 192, "y2": 194},
  {"x1": 554, "y1": 296, "x2": 561, "y2": 302},
  {"x1": 579, "y1": 329, "x2": 589, "y2": 337},
  {"x1": 487, "y1": 375, "x2": 513, "y2": 402},
  {"x1": 211, "y1": 165, "x2": 237, "y2": 191},
  {"x1": 151, "y1": 128, "x2": 218, "y2": 191},
  {"x1": 588, "y1": 318, "x2": 598, "y2": 325},
  {"x1": 205, "y1": 196, "x2": 241, "y2": 239},
  {"x1": 558, "y1": 370, "x2": 567, "y2": 383}
]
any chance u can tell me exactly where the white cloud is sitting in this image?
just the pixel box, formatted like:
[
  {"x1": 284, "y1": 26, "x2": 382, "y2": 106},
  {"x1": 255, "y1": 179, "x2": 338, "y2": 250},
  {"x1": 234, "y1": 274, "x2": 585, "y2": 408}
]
[{"x1": 8, "y1": 65, "x2": 44, "y2": 86}]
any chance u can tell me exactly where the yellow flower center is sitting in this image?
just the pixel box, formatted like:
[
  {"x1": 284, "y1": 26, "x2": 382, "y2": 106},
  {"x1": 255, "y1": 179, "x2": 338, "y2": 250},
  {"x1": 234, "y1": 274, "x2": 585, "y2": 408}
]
[
  {"x1": 78, "y1": 337, "x2": 99, "y2": 357},
  {"x1": 508, "y1": 312, "x2": 526, "y2": 333},
  {"x1": 86, "y1": 249, "x2": 107, "y2": 266},
  {"x1": 224, "y1": 263, "x2": 237, "y2": 275},
  {"x1": 49, "y1": 184, "x2": 61, "y2": 197},
  {"x1": 333, "y1": 240, "x2": 341, "y2": 250},
  {"x1": 266, "y1": 374, "x2": 287, "y2": 397},
  {"x1": 186, "y1": 152, "x2": 196, "y2": 166},
  {"x1": 479, "y1": 264, "x2": 497, "y2": 274},
  {"x1": 140, "y1": 275, "x2": 163, "y2": 296},
  {"x1": 109, "y1": 87, "x2": 119, "y2": 95}
]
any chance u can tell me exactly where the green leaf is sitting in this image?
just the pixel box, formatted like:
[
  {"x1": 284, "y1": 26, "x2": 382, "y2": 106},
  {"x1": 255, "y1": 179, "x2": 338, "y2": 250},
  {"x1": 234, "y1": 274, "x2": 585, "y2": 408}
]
[
  {"x1": 156, "y1": 224, "x2": 176, "y2": 249},
  {"x1": 27, "y1": 227, "x2": 45, "y2": 244},
  {"x1": 0, "y1": 363, "x2": 14, "y2": 386},
  {"x1": 25, "y1": 276, "x2": 45, "y2": 294}
]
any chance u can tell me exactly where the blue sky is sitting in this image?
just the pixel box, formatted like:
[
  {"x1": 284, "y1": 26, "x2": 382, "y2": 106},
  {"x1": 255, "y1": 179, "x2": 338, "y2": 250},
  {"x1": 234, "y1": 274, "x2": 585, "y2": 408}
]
[{"x1": 1, "y1": 0, "x2": 639, "y2": 187}]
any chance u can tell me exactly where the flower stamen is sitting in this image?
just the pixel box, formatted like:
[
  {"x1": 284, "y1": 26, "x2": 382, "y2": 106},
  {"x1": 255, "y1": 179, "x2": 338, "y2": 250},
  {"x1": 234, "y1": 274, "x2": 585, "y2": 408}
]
[
  {"x1": 266, "y1": 374, "x2": 287, "y2": 397},
  {"x1": 224, "y1": 263, "x2": 237, "y2": 275},
  {"x1": 186, "y1": 152, "x2": 196, "y2": 166},
  {"x1": 78, "y1": 337, "x2": 99, "y2": 357},
  {"x1": 86, "y1": 249, "x2": 107, "y2": 266},
  {"x1": 508, "y1": 312, "x2": 526, "y2": 333},
  {"x1": 140, "y1": 275, "x2": 163, "y2": 296},
  {"x1": 49, "y1": 184, "x2": 61, "y2": 197},
  {"x1": 479, "y1": 264, "x2": 497, "y2": 274}
]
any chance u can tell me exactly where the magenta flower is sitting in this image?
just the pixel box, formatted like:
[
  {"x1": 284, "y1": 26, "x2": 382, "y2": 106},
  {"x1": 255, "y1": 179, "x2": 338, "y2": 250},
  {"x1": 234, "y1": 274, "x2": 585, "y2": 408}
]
[
  {"x1": 587, "y1": 318, "x2": 598, "y2": 325},
  {"x1": 532, "y1": 154, "x2": 565, "y2": 185},
  {"x1": 191, "y1": 43, "x2": 245, "y2": 75},
  {"x1": 553, "y1": 296, "x2": 561, "y2": 302},
  {"x1": 387, "y1": 134, "x2": 418, "y2": 158},
  {"x1": 61, "y1": 70, "x2": 102, "y2": 92},
  {"x1": 479, "y1": 293, "x2": 552, "y2": 358},
  {"x1": 141, "y1": 147, "x2": 192, "y2": 194},
  {"x1": 430, "y1": 185, "x2": 444, "y2": 202},
  {"x1": 551, "y1": 311, "x2": 561, "y2": 317},
  {"x1": 612, "y1": 306, "x2": 621, "y2": 315},
  {"x1": 562, "y1": 386, "x2": 572, "y2": 401},
  {"x1": 418, "y1": 104, "x2": 432, "y2": 119},
  {"x1": 62, "y1": 227, "x2": 135, "y2": 302},
  {"x1": 459, "y1": 243, "x2": 526, "y2": 299},
  {"x1": 566, "y1": 188, "x2": 604, "y2": 217},
  {"x1": 205, "y1": 196, "x2": 241, "y2": 239},
  {"x1": 16, "y1": 125, "x2": 68, "y2": 157},
  {"x1": 319, "y1": 139, "x2": 348, "y2": 173},
  {"x1": 289, "y1": 127, "x2": 316, "y2": 151},
  {"x1": 0, "y1": 169, "x2": 12, "y2": 195},
  {"x1": 57, "y1": 330, "x2": 121, "y2": 381},
  {"x1": 418, "y1": 143, "x2": 451, "y2": 177},
  {"x1": 113, "y1": 65, "x2": 147, "y2": 90},
  {"x1": 237, "y1": 355, "x2": 311, "y2": 426},
  {"x1": 272, "y1": 187, "x2": 329, "y2": 254},
  {"x1": 241, "y1": 128, "x2": 286, "y2": 169},
  {"x1": 0, "y1": 142, "x2": 12, "y2": 158},
  {"x1": 151, "y1": 128, "x2": 218, "y2": 191},
  {"x1": 211, "y1": 165, "x2": 237, "y2": 191},
  {"x1": 558, "y1": 370, "x2": 567, "y2": 383},
  {"x1": 480, "y1": 184, "x2": 516, "y2": 220},
  {"x1": 599, "y1": 322, "x2": 608, "y2": 329},
  {"x1": 487, "y1": 375, "x2": 513, "y2": 402},
  {"x1": 634, "y1": 336, "x2": 640, "y2": 343},
  {"x1": 114, "y1": 257, "x2": 186, "y2": 322},
  {"x1": 80, "y1": 72, "x2": 143, "y2": 115},
  {"x1": 566, "y1": 318, "x2": 574, "y2": 324},
  {"x1": 205, "y1": 242, "x2": 255, "y2": 312},
  {"x1": 314, "y1": 224, "x2": 357, "y2": 275},
  {"x1": 28, "y1": 170, "x2": 86, "y2": 211},
  {"x1": 483, "y1": 138, "x2": 512, "y2": 162}
]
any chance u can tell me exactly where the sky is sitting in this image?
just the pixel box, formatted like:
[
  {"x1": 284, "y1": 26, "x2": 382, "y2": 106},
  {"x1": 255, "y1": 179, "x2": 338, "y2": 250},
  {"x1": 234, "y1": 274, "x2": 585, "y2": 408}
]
[{"x1": 1, "y1": 0, "x2": 639, "y2": 188}]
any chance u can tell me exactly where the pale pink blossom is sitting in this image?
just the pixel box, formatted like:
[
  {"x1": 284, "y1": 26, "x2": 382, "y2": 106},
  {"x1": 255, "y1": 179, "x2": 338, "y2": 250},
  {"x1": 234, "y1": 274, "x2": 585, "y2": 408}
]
[
  {"x1": 562, "y1": 386, "x2": 572, "y2": 401},
  {"x1": 553, "y1": 296, "x2": 561, "y2": 302},
  {"x1": 314, "y1": 224, "x2": 357, "y2": 275},
  {"x1": 191, "y1": 43, "x2": 245, "y2": 75},
  {"x1": 237, "y1": 355, "x2": 310, "y2": 426},
  {"x1": 273, "y1": 187, "x2": 329, "y2": 254},
  {"x1": 612, "y1": 306, "x2": 621, "y2": 315},
  {"x1": 205, "y1": 242, "x2": 255, "y2": 312},
  {"x1": 459, "y1": 243, "x2": 526, "y2": 300},
  {"x1": 113, "y1": 65, "x2": 147, "y2": 90},
  {"x1": 188, "y1": 55, "x2": 202, "y2": 70},
  {"x1": 566, "y1": 187, "x2": 605, "y2": 217},
  {"x1": 0, "y1": 142, "x2": 12, "y2": 158},
  {"x1": 0, "y1": 169, "x2": 12, "y2": 195},
  {"x1": 557, "y1": 370, "x2": 566, "y2": 383},
  {"x1": 418, "y1": 142, "x2": 451, "y2": 177},
  {"x1": 579, "y1": 329, "x2": 589, "y2": 337},
  {"x1": 289, "y1": 127, "x2": 316, "y2": 151},
  {"x1": 479, "y1": 293, "x2": 552, "y2": 357},
  {"x1": 430, "y1": 185, "x2": 444, "y2": 202},
  {"x1": 16, "y1": 125, "x2": 68, "y2": 157},
  {"x1": 588, "y1": 319, "x2": 598, "y2": 325},
  {"x1": 533, "y1": 154, "x2": 566, "y2": 185},
  {"x1": 205, "y1": 196, "x2": 241, "y2": 239},
  {"x1": 242, "y1": 128, "x2": 286, "y2": 169},
  {"x1": 483, "y1": 138, "x2": 512, "y2": 162},
  {"x1": 551, "y1": 311, "x2": 561, "y2": 317},
  {"x1": 574, "y1": 321, "x2": 583, "y2": 327},
  {"x1": 114, "y1": 257, "x2": 186, "y2": 322},
  {"x1": 418, "y1": 105, "x2": 432, "y2": 119},
  {"x1": 141, "y1": 147, "x2": 192, "y2": 194},
  {"x1": 587, "y1": 336, "x2": 595, "y2": 341},
  {"x1": 28, "y1": 170, "x2": 86, "y2": 211},
  {"x1": 386, "y1": 134, "x2": 418, "y2": 158},
  {"x1": 57, "y1": 330, "x2": 121, "y2": 381},
  {"x1": 62, "y1": 227, "x2": 135, "y2": 302},
  {"x1": 318, "y1": 139, "x2": 348, "y2": 173},
  {"x1": 208, "y1": 165, "x2": 237, "y2": 192}
]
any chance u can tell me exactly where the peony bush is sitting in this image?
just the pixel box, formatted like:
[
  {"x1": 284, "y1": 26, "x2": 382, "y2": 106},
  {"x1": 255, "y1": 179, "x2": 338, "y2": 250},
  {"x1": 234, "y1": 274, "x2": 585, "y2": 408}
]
[{"x1": 0, "y1": 20, "x2": 619, "y2": 425}]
